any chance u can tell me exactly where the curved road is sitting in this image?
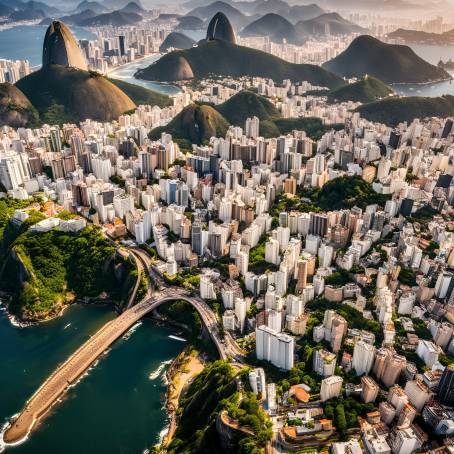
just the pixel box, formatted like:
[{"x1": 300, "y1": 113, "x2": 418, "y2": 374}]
[{"x1": 3, "y1": 249, "x2": 244, "y2": 445}]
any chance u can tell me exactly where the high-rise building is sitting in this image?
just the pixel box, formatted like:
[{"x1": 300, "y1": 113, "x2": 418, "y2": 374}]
[
  {"x1": 313, "y1": 348, "x2": 336, "y2": 377},
  {"x1": 320, "y1": 375, "x2": 342, "y2": 401},
  {"x1": 361, "y1": 376, "x2": 379, "y2": 404},
  {"x1": 404, "y1": 380, "x2": 432, "y2": 412},
  {"x1": 373, "y1": 348, "x2": 406, "y2": 388},
  {"x1": 256, "y1": 325, "x2": 294, "y2": 371},
  {"x1": 352, "y1": 340, "x2": 375, "y2": 376},
  {"x1": 438, "y1": 364, "x2": 454, "y2": 406}
]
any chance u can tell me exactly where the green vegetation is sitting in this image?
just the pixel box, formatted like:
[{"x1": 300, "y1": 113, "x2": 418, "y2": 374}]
[
  {"x1": 109, "y1": 78, "x2": 172, "y2": 108},
  {"x1": 226, "y1": 392, "x2": 273, "y2": 451},
  {"x1": 248, "y1": 234, "x2": 279, "y2": 274},
  {"x1": 325, "y1": 270, "x2": 352, "y2": 286},
  {"x1": 16, "y1": 65, "x2": 136, "y2": 124},
  {"x1": 216, "y1": 90, "x2": 280, "y2": 126},
  {"x1": 323, "y1": 35, "x2": 449, "y2": 84},
  {"x1": 149, "y1": 104, "x2": 229, "y2": 146},
  {"x1": 397, "y1": 267, "x2": 417, "y2": 287},
  {"x1": 158, "y1": 299, "x2": 202, "y2": 342},
  {"x1": 355, "y1": 95, "x2": 454, "y2": 127},
  {"x1": 410, "y1": 205, "x2": 439, "y2": 222},
  {"x1": 327, "y1": 76, "x2": 393, "y2": 104},
  {"x1": 0, "y1": 82, "x2": 40, "y2": 128},
  {"x1": 313, "y1": 176, "x2": 390, "y2": 210},
  {"x1": 136, "y1": 39, "x2": 344, "y2": 88},
  {"x1": 324, "y1": 396, "x2": 375, "y2": 439},
  {"x1": 110, "y1": 175, "x2": 126, "y2": 187},
  {"x1": 306, "y1": 298, "x2": 382, "y2": 341},
  {"x1": 162, "y1": 267, "x2": 200, "y2": 293},
  {"x1": 149, "y1": 90, "x2": 343, "y2": 146},
  {"x1": 168, "y1": 361, "x2": 241, "y2": 453},
  {"x1": 4, "y1": 226, "x2": 132, "y2": 320}
]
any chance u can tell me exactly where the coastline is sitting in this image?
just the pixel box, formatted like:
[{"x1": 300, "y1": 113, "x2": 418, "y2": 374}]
[
  {"x1": 391, "y1": 75, "x2": 453, "y2": 87},
  {"x1": 161, "y1": 348, "x2": 204, "y2": 448}
]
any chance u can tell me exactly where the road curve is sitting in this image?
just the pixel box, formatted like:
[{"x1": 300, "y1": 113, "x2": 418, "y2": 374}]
[{"x1": 2, "y1": 289, "x2": 234, "y2": 445}]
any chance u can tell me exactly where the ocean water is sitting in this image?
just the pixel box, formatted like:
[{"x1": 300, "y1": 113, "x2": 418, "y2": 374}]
[
  {"x1": 0, "y1": 304, "x2": 183, "y2": 453},
  {"x1": 0, "y1": 25, "x2": 95, "y2": 67}
]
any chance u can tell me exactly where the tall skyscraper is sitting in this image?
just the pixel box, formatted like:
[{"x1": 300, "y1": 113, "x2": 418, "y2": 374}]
[{"x1": 438, "y1": 364, "x2": 454, "y2": 406}]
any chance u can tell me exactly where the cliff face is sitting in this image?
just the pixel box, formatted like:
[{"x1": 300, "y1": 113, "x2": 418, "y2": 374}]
[
  {"x1": 42, "y1": 21, "x2": 88, "y2": 70},
  {"x1": 206, "y1": 12, "x2": 237, "y2": 44}
]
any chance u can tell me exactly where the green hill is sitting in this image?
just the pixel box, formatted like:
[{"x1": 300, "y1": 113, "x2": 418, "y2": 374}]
[
  {"x1": 108, "y1": 78, "x2": 172, "y2": 108},
  {"x1": 136, "y1": 39, "x2": 343, "y2": 88},
  {"x1": 0, "y1": 83, "x2": 39, "y2": 128},
  {"x1": 323, "y1": 35, "x2": 450, "y2": 84},
  {"x1": 216, "y1": 90, "x2": 280, "y2": 125},
  {"x1": 240, "y1": 13, "x2": 304, "y2": 45},
  {"x1": 149, "y1": 104, "x2": 229, "y2": 148},
  {"x1": 327, "y1": 76, "x2": 393, "y2": 103},
  {"x1": 149, "y1": 90, "x2": 343, "y2": 145},
  {"x1": 355, "y1": 95, "x2": 454, "y2": 126},
  {"x1": 16, "y1": 65, "x2": 136, "y2": 124},
  {"x1": 0, "y1": 204, "x2": 136, "y2": 322}
]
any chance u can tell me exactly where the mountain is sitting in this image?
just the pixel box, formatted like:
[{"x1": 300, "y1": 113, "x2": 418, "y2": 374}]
[
  {"x1": 136, "y1": 39, "x2": 343, "y2": 88},
  {"x1": 59, "y1": 9, "x2": 97, "y2": 25},
  {"x1": 187, "y1": 1, "x2": 249, "y2": 28},
  {"x1": 78, "y1": 10, "x2": 142, "y2": 26},
  {"x1": 387, "y1": 28, "x2": 454, "y2": 45},
  {"x1": 0, "y1": 83, "x2": 39, "y2": 128},
  {"x1": 322, "y1": 35, "x2": 450, "y2": 84},
  {"x1": 296, "y1": 12, "x2": 366, "y2": 36},
  {"x1": 43, "y1": 20, "x2": 87, "y2": 70},
  {"x1": 177, "y1": 15, "x2": 205, "y2": 30},
  {"x1": 327, "y1": 76, "x2": 393, "y2": 103},
  {"x1": 16, "y1": 65, "x2": 136, "y2": 123},
  {"x1": 14, "y1": 19, "x2": 137, "y2": 124},
  {"x1": 74, "y1": 1, "x2": 108, "y2": 14},
  {"x1": 108, "y1": 79, "x2": 172, "y2": 108},
  {"x1": 206, "y1": 11, "x2": 237, "y2": 43},
  {"x1": 24, "y1": 1, "x2": 61, "y2": 16},
  {"x1": 234, "y1": 0, "x2": 290, "y2": 15},
  {"x1": 149, "y1": 90, "x2": 342, "y2": 145},
  {"x1": 103, "y1": 0, "x2": 143, "y2": 9},
  {"x1": 120, "y1": 1, "x2": 145, "y2": 14},
  {"x1": 216, "y1": 89, "x2": 280, "y2": 125},
  {"x1": 9, "y1": 8, "x2": 46, "y2": 20},
  {"x1": 0, "y1": 3, "x2": 13, "y2": 16},
  {"x1": 355, "y1": 95, "x2": 454, "y2": 126},
  {"x1": 149, "y1": 104, "x2": 229, "y2": 147},
  {"x1": 282, "y1": 4, "x2": 325, "y2": 22},
  {"x1": 159, "y1": 32, "x2": 195, "y2": 52},
  {"x1": 240, "y1": 13, "x2": 304, "y2": 45}
]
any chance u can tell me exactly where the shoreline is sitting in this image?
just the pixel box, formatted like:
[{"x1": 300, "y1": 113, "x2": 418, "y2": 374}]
[
  {"x1": 161, "y1": 348, "x2": 204, "y2": 448},
  {"x1": 391, "y1": 75, "x2": 453, "y2": 87}
]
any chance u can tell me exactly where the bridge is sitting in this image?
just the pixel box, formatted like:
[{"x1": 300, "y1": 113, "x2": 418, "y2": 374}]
[{"x1": 3, "y1": 248, "x2": 244, "y2": 445}]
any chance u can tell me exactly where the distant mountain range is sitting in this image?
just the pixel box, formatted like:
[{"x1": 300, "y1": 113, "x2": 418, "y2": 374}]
[
  {"x1": 77, "y1": 10, "x2": 142, "y2": 26},
  {"x1": 74, "y1": 1, "x2": 108, "y2": 14},
  {"x1": 0, "y1": 0, "x2": 61, "y2": 22},
  {"x1": 240, "y1": 11, "x2": 365, "y2": 44},
  {"x1": 387, "y1": 28, "x2": 454, "y2": 45},
  {"x1": 323, "y1": 35, "x2": 450, "y2": 84},
  {"x1": 136, "y1": 39, "x2": 344, "y2": 88},
  {"x1": 186, "y1": 1, "x2": 252, "y2": 29},
  {"x1": 177, "y1": 15, "x2": 205, "y2": 30}
]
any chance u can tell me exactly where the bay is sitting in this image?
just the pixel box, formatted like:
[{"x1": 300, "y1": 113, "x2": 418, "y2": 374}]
[{"x1": 0, "y1": 304, "x2": 183, "y2": 453}]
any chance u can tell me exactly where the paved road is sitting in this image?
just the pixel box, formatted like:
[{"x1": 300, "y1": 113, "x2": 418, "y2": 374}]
[{"x1": 3, "y1": 248, "x2": 244, "y2": 445}]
